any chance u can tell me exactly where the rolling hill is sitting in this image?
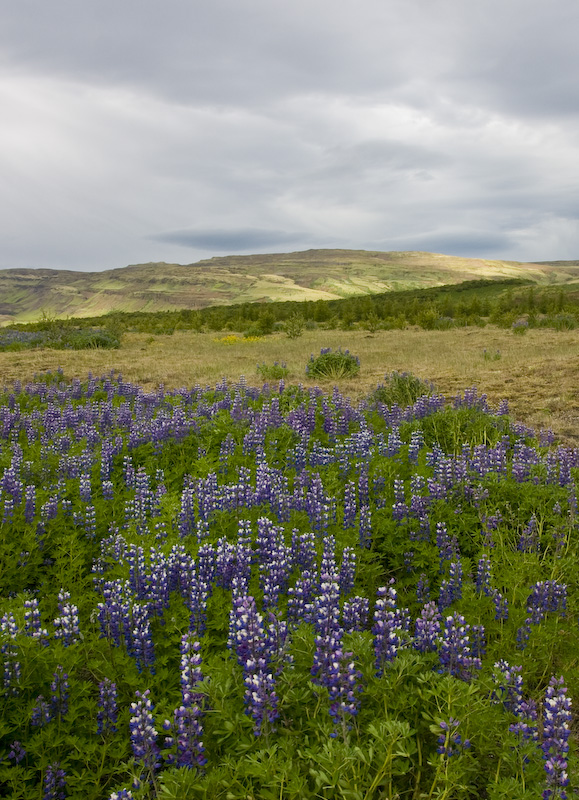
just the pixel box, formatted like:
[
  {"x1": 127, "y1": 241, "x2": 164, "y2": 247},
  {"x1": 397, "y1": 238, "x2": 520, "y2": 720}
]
[{"x1": 1, "y1": 249, "x2": 579, "y2": 324}]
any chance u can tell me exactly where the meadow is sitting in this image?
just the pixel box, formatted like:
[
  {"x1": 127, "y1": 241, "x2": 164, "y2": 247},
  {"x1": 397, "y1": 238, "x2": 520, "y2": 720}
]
[
  {"x1": 0, "y1": 327, "x2": 578, "y2": 799},
  {"x1": 1, "y1": 325, "x2": 579, "y2": 442}
]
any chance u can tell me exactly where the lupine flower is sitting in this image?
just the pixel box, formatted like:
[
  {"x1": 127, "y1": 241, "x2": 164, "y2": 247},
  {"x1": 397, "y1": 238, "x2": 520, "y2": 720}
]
[
  {"x1": 23, "y1": 598, "x2": 49, "y2": 646},
  {"x1": 438, "y1": 613, "x2": 481, "y2": 681},
  {"x1": 7, "y1": 740, "x2": 26, "y2": 763},
  {"x1": 109, "y1": 791, "x2": 133, "y2": 800},
  {"x1": 372, "y1": 584, "x2": 410, "y2": 675},
  {"x1": 31, "y1": 695, "x2": 51, "y2": 727},
  {"x1": 129, "y1": 689, "x2": 160, "y2": 775},
  {"x1": 475, "y1": 554, "x2": 492, "y2": 595},
  {"x1": 342, "y1": 596, "x2": 370, "y2": 633},
  {"x1": 358, "y1": 505, "x2": 372, "y2": 548},
  {"x1": 414, "y1": 601, "x2": 441, "y2": 653},
  {"x1": 43, "y1": 762, "x2": 66, "y2": 800},
  {"x1": 438, "y1": 560, "x2": 463, "y2": 610},
  {"x1": 243, "y1": 666, "x2": 279, "y2": 737},
  {"x1": 53, "y1": 590, "x2": 80, "y2": 646},
  {"x1": 311, "y1": 578, "x2": 343, "y2": 685},
  {"x1": 50, "y1": 665, "x2": 69, "y2": 719},
  {"x1": 1, "y1": 611, "x2": 20, "y2": 695},
  {"x1": 435, "y1": 523, "x2": 459, "y2": 572},
  {"x1": 164, "y1": 703, "x2": 206, "y2": 767},
  {"x1": 542, "y1": 676, "x2": 572, "y2": 800},
  {"x1": 338, "y1": 547, "x2": 356, "y2": 596},
  {"x1": 416, "y1": 573, "x2": 430, "y2": 603},
  {"x1": 327, "y1": 648, "x2": 363, "y2": 735},
  {"x1": 436, "y1": 718, "x2": 471, "y2": 757},
  {"x1": 97, "y1": 678, "x2": 118, "y2": 735}
]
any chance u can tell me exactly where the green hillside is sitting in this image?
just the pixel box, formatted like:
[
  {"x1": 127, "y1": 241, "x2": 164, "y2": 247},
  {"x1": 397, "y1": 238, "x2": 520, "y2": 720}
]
[{"x1": 2, "y1": 249, "x2": 579, "y2": 324}]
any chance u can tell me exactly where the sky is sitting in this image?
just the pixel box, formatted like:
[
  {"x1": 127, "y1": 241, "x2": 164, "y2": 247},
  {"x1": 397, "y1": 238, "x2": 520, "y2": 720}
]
[{"x1": 1, "y1": 0, "x2": 579, "y2": 272}]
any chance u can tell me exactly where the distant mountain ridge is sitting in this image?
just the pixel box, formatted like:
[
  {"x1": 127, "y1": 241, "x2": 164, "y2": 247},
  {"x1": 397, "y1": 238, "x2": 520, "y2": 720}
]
[{"x1": 1, "y1": 248, "x2": 579, "y2": 324}]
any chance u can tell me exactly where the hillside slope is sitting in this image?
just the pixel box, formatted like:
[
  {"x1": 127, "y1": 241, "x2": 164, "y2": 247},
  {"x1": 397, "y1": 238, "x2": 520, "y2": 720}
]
[{"x1": 2, "y1": 248, "x2": 579, "y2": 324}]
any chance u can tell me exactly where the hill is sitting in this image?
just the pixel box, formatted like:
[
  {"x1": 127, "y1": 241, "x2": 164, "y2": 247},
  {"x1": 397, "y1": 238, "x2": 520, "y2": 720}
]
[{"x1": 2, "y1": 248, "x2": 579, "y2": 324}]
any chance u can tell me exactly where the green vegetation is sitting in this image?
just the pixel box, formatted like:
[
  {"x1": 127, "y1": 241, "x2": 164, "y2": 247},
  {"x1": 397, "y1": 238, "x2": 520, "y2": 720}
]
[
  {"x1": 3, "y1": 248, "x2": 579, "y2": 326},
  {"x1": 0, "y1": 373, "x2": 577, "y2": 798},
  {"x1": 306, "y1": 348, "x2": 361, "y2": 379},
  {"x1": 7, "y1": 277, "x2": 579, "y2": 347}
]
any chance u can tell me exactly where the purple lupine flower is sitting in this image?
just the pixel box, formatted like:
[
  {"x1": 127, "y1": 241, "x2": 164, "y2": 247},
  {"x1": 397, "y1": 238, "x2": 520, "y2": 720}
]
[
  {"x1": 343, "y1": 481, "x2": 357, "y2": 529},
  {"x1": 526, "y1": 580, "x2": 567, "y2": 624},
  {"x1": 338, "y1": 547, "x2": 356, "y2": 596},
  {"x1": 491, "y1": 660, "x2": 538, "y2": 743},
  {"x1": 438, "y1": 613, "x2": 481, "y2": 681},
  {"x1": 518, "y1": 515, "x2": 539, "y2": 552},
  {"x1": 358, "y1": 505, "x2": 372, "y2": 549},
  {"x1": 129, "y1": 689, "x2": 160, "y2": 776},
  {"x1": 180, "y1": 634, "x2": 204, "y2": 708},
  {"x1": 187, "y1": 575, "x2": 209, "y2": 636},
  {"x1": 436, "y1": 718, "x2": 470, "y2": 757},
  {"x1": 311, "y1": 578, "x2": 343, "y2": 685},
  {"x1": 1, "y1": 611, "x2": 20, "y2": 695},
  {"x1": 287, "y1": 569, "x2": 318, "y2": 626},
  {"x1": 53, "y1": 590, "x2": 80, "y2": 646},
  {"x1": 23, "y1": 598, "x2": 49, "y2": 646},
  {"x1": 129, "y1": 603, "x2": 155, "y2": 673},
  {"x1": 435, "y1": 523, "x2": 459, "y2": 572},
  {"x1": 24, "y1": 484, "x2": 36, "y2": 523},
  {"x1": 416, "y1": 573, "x2": 430, "y2": 603},
  {"x1": 414, "y1": 601, "x2": 441, "y2": 653},
  {"x1": 475, "y1": 554, "x2": 492, "y2": 595},
  {"x1": 244, "y1": 666, "x2": 279, "y2": 737},
  {"x1": 493, "y1": 591, "x2": 509, "y2": 621},
  {"x1": 372, "y1": 583, "x2": 410, "y2": 675},
  {"x1": 7, "y1": 740, "x2": 26, "y2": 764},
  {"x1": 228, "y1": 595, "x2": 266, "y2": 668},
  {"x1": 50, "y1": 665, "x2": 69, "y2": 719},
  {"x1": 327, "y1": 648, "x2": 363, "y2": 736},
  {"x1": 342, "y1": 596, "x2": 370, "y2": 633},
  {"x1": 290, "y1": 530, "x2": 317, "y2": 571},
  {"x1": 470, "y1": 624, "x2": 486, "y2": 660},
  {"x1": 97, "y1": 678, "x2": 118, "y2": 735},
  {"x1": 438, "y1": 560, "x2": 463, "y2": 611},
  {"x1": 542, "y1": 676, "x2": 572, "y2": 800},
  {"x1": 31, "y1": 695, "x2": 51, "y2": 727},
  {"x1": 109, "y1": 791, "x2": 134, "y2": 800},
  {"x1": 164, "y1": 703, "x2": 206, "y2": 767},
  {"x1": 43, "y1": 762, "x2": 66, "y2": 800}
]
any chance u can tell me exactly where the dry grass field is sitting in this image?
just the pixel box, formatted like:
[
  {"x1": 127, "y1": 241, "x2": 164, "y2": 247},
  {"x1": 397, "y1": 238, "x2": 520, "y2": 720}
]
[{"x1": 1, "y1": 326, "x2": 578, "y2": 443}]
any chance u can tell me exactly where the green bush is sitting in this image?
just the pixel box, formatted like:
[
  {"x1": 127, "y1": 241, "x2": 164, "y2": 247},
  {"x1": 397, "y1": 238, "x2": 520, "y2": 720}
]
[
  {"x1": 256, "y1": 361, "x2": 289, "y2": 380},
  {"x1": 369, "y1": 371, "x2": 434, "y2": 407},
  {"x1": 306, "y1": 347, "x2": 360, "y2": 379}
]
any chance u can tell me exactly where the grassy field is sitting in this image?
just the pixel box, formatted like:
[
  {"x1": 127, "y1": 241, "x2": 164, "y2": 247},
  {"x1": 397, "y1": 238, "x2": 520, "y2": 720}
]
[{"x1": 1, "y1": 325, "x2": 578, "y2": 443}]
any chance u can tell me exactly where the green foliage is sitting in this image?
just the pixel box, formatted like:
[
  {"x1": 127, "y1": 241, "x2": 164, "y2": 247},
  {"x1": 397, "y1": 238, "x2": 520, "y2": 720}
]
[
  {"x1": 306, "y1": 348, "x2": 360, "y2": 379},
  {"x1": 368, "y1": 371, "x2": 434, "y2": 408},
  {"x1": 284, "y1": 313, "x2": 305, "y2": 339},
  {"x1": 0, "y1": 373, "x2": 578, "y2": 798},
  {"x1": 256, "y1": 361, "x2": 289, "y2": 380}
]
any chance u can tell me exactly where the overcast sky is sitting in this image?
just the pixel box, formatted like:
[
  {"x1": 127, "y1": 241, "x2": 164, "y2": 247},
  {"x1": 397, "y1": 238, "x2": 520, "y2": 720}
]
[{"x1": 1, "y1": 0, "x2": 578, "y2": 271}]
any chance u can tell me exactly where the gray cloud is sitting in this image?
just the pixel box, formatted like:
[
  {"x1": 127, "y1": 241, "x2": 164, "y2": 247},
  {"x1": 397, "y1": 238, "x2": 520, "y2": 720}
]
[
  {"x1": 0, "y1": 0, "x2": 579, "y2": 272},
  {"x1": 151, "y1": 228, "x2": 310, "y2": 252}
]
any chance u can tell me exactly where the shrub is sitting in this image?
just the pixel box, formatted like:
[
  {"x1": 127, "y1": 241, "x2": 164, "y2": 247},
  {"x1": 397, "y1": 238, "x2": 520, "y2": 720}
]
[
  {"x1": 368, "y1": 371, "x2": 434, "y2": 407},
  {"x1": 257, "y1": 361, "x2": 289, "y2": 380},
  {"x1": 284, "y1": 313, "x2": 305, "y2": 339},
  {"x1": 306, "y1": 347, "x2": 360, "y2": 379}
]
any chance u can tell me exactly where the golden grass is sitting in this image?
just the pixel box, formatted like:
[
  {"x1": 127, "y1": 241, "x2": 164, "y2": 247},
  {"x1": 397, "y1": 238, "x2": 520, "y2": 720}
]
[{"x1": 1, "y1": 326, "x2": 578, "y2": 443}]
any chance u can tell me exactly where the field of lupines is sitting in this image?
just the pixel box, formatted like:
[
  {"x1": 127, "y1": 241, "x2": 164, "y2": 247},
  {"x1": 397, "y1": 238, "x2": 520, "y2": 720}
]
[{"x1": 0, "y1": 368, "x2": 577, "y2": 799}]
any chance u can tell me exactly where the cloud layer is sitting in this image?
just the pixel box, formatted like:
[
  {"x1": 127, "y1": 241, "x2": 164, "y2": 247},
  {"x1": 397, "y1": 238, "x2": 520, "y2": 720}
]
[{"x1": 1, "y1": 0, "x2": 578, "y2": 270}]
